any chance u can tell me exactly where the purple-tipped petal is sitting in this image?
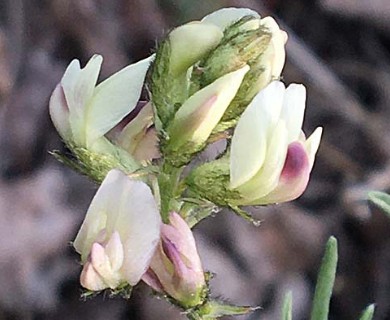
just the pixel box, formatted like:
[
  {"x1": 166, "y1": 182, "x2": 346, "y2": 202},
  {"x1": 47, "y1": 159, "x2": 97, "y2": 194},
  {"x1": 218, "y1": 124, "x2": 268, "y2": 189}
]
[
  {"x1": 142, "y1": 269, "x2": 164, "y2": 293},
  {"x1": 251, "y1": 141, "x2": 311, "y2": 205}
]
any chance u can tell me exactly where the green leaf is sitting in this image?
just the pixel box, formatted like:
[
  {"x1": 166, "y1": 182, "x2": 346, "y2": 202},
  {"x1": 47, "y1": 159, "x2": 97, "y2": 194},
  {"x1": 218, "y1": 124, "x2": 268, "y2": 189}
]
[
  {"x1": 358, "y1": 304, "x2": 375, "y2": 320},
  {"x1": 310, "y1": 236, "x2": 338, "y2": 320},
  {"x1": 281, "y1": 291, "x2": 293, "y2": 320},
  {"x1": 368, "y1": 191, "x2": 390, "y2": 218}
]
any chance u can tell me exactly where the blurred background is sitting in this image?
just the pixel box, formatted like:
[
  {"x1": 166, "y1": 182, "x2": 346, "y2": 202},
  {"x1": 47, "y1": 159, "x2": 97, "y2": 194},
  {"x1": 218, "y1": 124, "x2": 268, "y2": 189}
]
[{"x1": 0, "y1": 0, "x2": 389, "y2": 319}]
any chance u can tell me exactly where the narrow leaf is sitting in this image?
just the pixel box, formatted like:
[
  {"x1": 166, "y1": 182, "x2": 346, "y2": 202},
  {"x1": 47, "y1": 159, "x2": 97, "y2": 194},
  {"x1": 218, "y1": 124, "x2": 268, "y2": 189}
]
[
  {"x1": 358, "y1": 304, "x2": 375, "y2": 320},
  {"x1": 368, "y1": 191, "x2": 390, "y2": 219},
  {"x1": 310, "y1": 236, "x2": 338, "y2": 320},
  {"x1": 281, "y1": 291, "x2": 293, "y2": 320}
]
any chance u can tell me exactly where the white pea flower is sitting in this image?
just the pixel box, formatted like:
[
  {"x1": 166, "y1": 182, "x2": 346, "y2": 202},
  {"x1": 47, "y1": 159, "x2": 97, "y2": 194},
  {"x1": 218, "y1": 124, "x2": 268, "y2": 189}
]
[
  {"x1": 230, "y1": 81, "x2": 322, "y2": 205},
  {"x1": 49, "y1": 54, "x2": 155, "y2": 159},
  {"x1": 73, "y1": 169, "x2": 161, "y2": 291}
]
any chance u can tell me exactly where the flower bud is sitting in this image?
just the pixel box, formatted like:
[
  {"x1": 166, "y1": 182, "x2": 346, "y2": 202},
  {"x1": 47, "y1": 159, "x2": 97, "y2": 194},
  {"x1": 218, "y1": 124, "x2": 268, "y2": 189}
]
[
  {"x1": 73, "y1": 169, "x2": 161, "y2": 291},
  {"x1": 168, "y1": 22, "x2": 223, "y2": 77},
  {"x1": 163, "y1": 65, "x2": 249, "y2": 167},
  {"x1": 195, "y1": 8, "x2": 288, "y2": 132},
  {"x1": 142, "y1": 212, "x2": 206, "y2": 308},
  {"x1": 150, "y1": 22, "x2": 223, "y2": 128}
]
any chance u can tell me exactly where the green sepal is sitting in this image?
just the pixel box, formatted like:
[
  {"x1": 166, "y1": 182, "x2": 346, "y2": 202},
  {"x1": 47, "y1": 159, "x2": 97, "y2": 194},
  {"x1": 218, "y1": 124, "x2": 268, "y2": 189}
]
[
  {"x1": 310, "y1": 236, "x2": 338, "y2": 320},
  {"x1": 368, "y1": 191, "x2": 390, "y2": 219},
  {"x1": 187, "y1": 300, "x2": 260, "y2": 320},
  {"x1": 185, "y1": 157, "x2": 241, "y2": 207},
  {"x1": 50, "y1": 141, "x2": 139, "y2": 183},
  {"x1": 158, "y1": 164, "x2": 185, "y2": 222},
  {"x1": 179, "y1": 198, "x2": 221, "y2": 228},
  {"x1": 193, "y1": 18, "x2": 270, "y2": 90},
  {"x1": 81, "y1": 284, "x2": 132, "y2": 301},
  {"x1": 149, "y1": 39, "x2": 190, "y2": 128},
  {"x1": 358, "y1": 304, "x2": 375, "y2": 320}
]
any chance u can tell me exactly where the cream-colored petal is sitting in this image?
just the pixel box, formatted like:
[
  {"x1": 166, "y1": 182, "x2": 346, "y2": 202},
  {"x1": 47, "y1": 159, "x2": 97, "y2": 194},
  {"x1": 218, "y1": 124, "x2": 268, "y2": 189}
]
[
  {"x1": 304, "y1": 127, "x2": 323, "y2": 167},
  {"x1": 49, "y1": 84, "x2": 71, "y2": 140},
  {"x1": 235, "y1": 120, "x2": 289, "y2": 202},
  {"x1": 255, "y1": 81, "x2": 285, "y2": 130},
  {"x1": 168, "y1": 65, "x2": 249, "y2": 148},
  {"x1": 230, "y1": 81, "x2": 285, "y2": 188},
  {"x1": 73, "y1": 169, "x2": 122, "y2": 261},
  {"x1": 86, "y1": 55, "x2": 154, "y2": 146},
  {"x1": 169, "y1": 22, "x2": 223, "y2": 76},
  {"x1": 202, "y1": 7, "x2": 260, "y2": 30},
  {"x1": 100, "y1": 176, "x2": 161, "y2": 286},
  {"x1": 230, "y1": 96, "x2": 267, "y2": 188},
  {"x1": 104, "y1": 231, "x2": 124, "y2": 272},
  {"x1": 62, "y1": 55, "x2": 102, "y2": 118},
  {"x1": 281, "y1": 84, "x2": 306, "y2": 143},
  {"x1": 259, "y1": 17, "x2": 287, "y2": 79}
]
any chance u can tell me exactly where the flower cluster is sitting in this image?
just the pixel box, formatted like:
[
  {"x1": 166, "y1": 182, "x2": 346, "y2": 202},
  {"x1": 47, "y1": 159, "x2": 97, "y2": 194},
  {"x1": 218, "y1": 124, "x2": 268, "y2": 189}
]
[{"x1": 49, "y1": 7, "x2": 322, "y2": 319}]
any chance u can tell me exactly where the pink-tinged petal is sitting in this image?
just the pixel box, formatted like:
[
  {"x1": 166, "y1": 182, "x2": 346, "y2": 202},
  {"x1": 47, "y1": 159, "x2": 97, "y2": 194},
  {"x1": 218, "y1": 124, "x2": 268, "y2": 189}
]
[
  {"x1": 80, "y1": 262, "x2": 108, "y2": 291},
  {"x1": 114, "y1": 102, "x2": 155, "y2": 157},
  {"x1": 280, "y1": 84, "x2": 306, "y2": 143},
  {"x1": 49, "y1": 84, "x2": 70, "y2": 140},
  {"x1": 90, "y1": 242, "x2": 122, "y2": 289},
  {"x1": 304, "y1": 127, "x2": 323, "y2": 168},
  {"x1": 161, "y1": 213, "x2": 200, "y2": 270},
  {"x1": 168, "y1": 65, "x2": 249, "y2": 148},
  {"x1": 161, "y1": 237, "x2": 188, "y2": 279},
  {"x1": 142, "y1": 269, "x2": 164, "y2": 292},
  {"x1": 86, "y1": 55, "x2": 154, "y2": 146},
  {"x1": 234, "y1": 120, "x2": 288, "y2": 202},
  {"x1": 90, "y1": 243, "x2": 113, "y2": 280},
  {"x1": 250, "y1": 141, "x2": 311, "y2": 205},
  {"x1": 202, "y1": 7, "x2": 260, "y2": 30}
]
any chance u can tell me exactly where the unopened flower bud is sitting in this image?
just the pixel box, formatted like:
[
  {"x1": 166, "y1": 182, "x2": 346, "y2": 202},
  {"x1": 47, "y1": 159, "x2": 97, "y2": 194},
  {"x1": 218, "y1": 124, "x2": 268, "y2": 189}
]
[
  {"x1": 163, "y1": 65, "x2": 249, "y2": 167},
  {"x1": 195, "y1": 8, "x2": 288, "y2": 132},
  {"x1": 150, "y1": 22, "x2": 223, "y2": 128},
  {"x1": 143, "y1": 212, "x2": 206, "y2": 308}
]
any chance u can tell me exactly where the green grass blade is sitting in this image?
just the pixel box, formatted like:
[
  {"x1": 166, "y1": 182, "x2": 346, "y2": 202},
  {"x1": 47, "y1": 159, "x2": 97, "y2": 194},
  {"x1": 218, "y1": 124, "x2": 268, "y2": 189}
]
[
  {"x1": 358, "y1": 304, "x2": 375, "y2": 320},
  {"x1": 281, "y1": 291, "x2": 292, "y2": 320},
  {"x1": 368, "y1": 191, "x2": 390, "y2": 219},
  {"x1": 310, "y1": 236, "x2": 338, "y2": 320}
]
